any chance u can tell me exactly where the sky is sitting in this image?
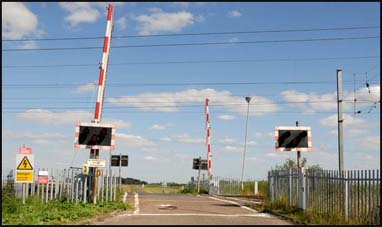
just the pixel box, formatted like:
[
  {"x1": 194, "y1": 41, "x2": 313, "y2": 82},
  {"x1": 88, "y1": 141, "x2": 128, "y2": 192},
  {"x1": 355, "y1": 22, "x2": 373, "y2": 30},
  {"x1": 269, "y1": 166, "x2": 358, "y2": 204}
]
[{"x1": 2, "y1": 2, "x2": 380, "y2": 183}]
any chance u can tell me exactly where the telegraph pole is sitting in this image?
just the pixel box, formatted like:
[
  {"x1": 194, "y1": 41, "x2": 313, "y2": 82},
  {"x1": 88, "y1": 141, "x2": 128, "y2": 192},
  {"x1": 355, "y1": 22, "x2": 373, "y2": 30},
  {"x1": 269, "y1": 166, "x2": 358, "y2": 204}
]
[
  {"x1": 337, "y1": 68, "x2": 344, "y2": 172},
  {"x1": 241, "y1": 97, "x2": 251, "y2": 190}
]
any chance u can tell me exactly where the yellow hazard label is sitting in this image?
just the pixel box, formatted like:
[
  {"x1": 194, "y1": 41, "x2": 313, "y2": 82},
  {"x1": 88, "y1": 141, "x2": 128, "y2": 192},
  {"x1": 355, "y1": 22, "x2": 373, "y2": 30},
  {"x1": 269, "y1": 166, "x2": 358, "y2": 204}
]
[
  {"x1": 17, "y1": 156, "x2": 33, "y2": 170},
  {"x1": 16, "y1": 171, "x2": 33, "y2": 182}
]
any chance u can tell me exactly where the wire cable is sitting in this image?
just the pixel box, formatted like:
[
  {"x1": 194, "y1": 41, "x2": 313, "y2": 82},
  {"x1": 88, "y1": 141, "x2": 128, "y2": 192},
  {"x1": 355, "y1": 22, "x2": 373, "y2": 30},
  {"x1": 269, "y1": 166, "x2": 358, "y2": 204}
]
[
  {"x1": 3, "y1": 36, "x2": 380, "y2": 52},
  {"x1": 3, "y1": 56, "x2": 380, "y2": 69},
  {"x1": 2, "y1": 25, "x2": 379, "y2": 42}
]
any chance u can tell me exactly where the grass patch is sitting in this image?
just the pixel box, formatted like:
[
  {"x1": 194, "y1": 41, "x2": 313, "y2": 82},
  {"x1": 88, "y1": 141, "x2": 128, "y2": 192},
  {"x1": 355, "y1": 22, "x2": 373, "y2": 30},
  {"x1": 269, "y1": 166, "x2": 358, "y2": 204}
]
[
  {"x1": 180, "y1": 187, "x2": 208, "y2": 195},
  {"x1": 2, "y1": 184, "x2": 131, "y2": 225},
  {"x1": 239, "y1": 180, "x2": 268, "y2": 196},
  {"x1": 122, "y1": 184, "x2": 186, "y2": 194},
  {"x1": 263, "y1": 196, "x2": 378, "y2": 225}
]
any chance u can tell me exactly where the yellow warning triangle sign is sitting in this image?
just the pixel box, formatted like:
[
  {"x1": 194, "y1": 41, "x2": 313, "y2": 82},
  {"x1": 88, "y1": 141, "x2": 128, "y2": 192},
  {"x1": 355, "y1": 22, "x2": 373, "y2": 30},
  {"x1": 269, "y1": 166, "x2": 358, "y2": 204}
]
[{"x1": 17, "y1": 156, "x2": 33, "y2": 170}]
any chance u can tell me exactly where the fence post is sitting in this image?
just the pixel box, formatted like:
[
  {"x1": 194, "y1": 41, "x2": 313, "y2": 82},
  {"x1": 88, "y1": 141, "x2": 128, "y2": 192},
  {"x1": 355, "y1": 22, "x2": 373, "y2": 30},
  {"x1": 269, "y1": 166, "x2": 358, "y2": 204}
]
[
  {"x1": 343, "y1": 170, "x2": 348, "y2": 221},
  {"x1": 114, "y1": 175, "x2": 116, "y2": 201},
  {"x1": 37, "y1": 168, "x2": 40, "y2": 198},
  {"x1": 50, "y1": 168, "x2": 54, "y2": 201},
  {"x1": 289, "y1": 169, "x2": 292, "y2": 206},
  {"x1": 84, "y1": 176, "x2": 87, "y2": 204},
  {"x1": 76, "y1": 178, "x2": 80, "y2": 203},
  {"x1": 106, "y1": 171, "x2": 109, "y2": 202},
  {"x1": 305, "y1": 169, "x2": 309, "y2": 209},
  {"x1": 298, "y1": 167, "x2": 306, "y2": 209},
  {"x1": 22, "y1": 183, "x2": 25, "y2": 204},
  {"x1": 110, "y1": 174, "x2": 113, "y2": 202},
  {"x1": 101, "y1": 174, "x2": 104, "y2": 203}
]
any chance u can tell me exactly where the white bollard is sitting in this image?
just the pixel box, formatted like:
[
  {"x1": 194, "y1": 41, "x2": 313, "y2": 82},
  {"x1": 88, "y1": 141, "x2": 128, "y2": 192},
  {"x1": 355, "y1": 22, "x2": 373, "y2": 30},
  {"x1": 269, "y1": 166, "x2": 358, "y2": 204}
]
[{"x1": 254, "y1": 181, "x2": 258, "y2": 196}]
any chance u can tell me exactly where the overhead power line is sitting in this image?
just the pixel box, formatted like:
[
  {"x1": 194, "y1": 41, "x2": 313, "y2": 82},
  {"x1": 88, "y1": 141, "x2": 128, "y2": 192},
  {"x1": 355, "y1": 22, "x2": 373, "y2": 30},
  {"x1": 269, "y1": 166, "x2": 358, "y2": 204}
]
[
  {"x1": 2, "y1": 25, "x2": 379, "y2": 42},
  {"x1": 3, "y1": 56, "x2": 380, "y2": 69},
  {"x1": 3, "y1": 81, "x2": 380, "y2": 88},
  {"x1": 2, "y1": 110, "x2": 379, "y2": 115},
  {"x1": 2, "y1": 36, "x2": 380, "y2": 52}
]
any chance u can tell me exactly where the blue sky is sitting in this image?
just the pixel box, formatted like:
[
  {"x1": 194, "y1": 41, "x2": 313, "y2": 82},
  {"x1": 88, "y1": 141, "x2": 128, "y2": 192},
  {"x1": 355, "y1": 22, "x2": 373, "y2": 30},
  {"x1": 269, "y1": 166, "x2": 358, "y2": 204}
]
[{"x1": 2, "y1": 2, "x2": 380, "y2": 183}]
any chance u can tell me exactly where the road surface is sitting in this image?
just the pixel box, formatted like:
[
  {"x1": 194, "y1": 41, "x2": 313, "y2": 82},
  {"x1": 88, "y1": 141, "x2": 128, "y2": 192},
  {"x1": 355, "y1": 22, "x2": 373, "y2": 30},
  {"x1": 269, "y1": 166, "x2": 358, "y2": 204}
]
[{"x1": 91, "y1": 192, "x2": 291, "y2": 225}]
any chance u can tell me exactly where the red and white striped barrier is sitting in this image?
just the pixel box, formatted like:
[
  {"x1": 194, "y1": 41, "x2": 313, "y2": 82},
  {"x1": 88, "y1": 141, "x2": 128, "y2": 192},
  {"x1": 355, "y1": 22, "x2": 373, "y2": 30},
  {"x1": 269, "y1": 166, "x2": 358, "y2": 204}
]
[
  {"x1": 206, "y1": 98, "x2": 212, "y2": 179},
  {"x1": 94, "y1": 4, "x2": 113, "y2": 123}
]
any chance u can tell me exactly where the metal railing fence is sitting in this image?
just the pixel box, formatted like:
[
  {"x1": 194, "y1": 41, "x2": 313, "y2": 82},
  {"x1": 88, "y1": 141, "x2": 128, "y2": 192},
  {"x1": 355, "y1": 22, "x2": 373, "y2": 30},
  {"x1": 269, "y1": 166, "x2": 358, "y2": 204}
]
[
  {"x1": 268, "y1": 168, "x2": 380, "y2": 224},
  {"x1": 2, "y1": 168, "x2": 119, "y2": 204}
]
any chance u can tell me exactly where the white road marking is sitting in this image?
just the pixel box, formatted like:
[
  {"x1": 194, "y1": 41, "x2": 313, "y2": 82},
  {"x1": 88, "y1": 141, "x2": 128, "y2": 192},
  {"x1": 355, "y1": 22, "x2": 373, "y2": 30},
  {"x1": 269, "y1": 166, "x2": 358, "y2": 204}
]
[
  {"x1": 205, "y1": 196, "x2": 258, "y2": 213},
  {"x1": 122, "y1": 192, "x2": 128, "y2": 203},
  {"x1": 223, "y1": 196, "x2": 263, "y2": 205},
  {"x1": 133, "y1": 193, "x2": 140, "y2": 214},
  {"x1": 119, "y1": 213, "x2": 271, "y2": 217}
]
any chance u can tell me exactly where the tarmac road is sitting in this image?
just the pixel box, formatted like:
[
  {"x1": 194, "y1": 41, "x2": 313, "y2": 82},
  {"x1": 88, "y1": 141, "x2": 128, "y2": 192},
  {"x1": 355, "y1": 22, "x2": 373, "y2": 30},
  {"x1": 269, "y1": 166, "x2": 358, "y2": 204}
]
[{"x1": 91, "y1": 192, "x2": 292, "y2": 225}]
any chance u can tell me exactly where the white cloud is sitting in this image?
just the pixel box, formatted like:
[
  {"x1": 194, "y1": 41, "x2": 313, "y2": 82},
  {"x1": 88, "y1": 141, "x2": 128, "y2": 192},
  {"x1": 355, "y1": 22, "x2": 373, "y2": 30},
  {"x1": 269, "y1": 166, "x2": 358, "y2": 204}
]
[
  {"x1": 3, "y1": 130, "x2": 67, "y2": 139},
  {"x1": 255, "y1": 132, "x2": 274, "y2": 138},
  {"x1": 59, "y1": 3, "x2": 125, "y2": 27},
  {"x1": 73, "y1": 82, "x2": 98, "y2": 93},
  {"x1": 160, "y1": 134, "x2": 204, "y2": 144},
  {"x1": 18, "y1": 41, "x2": 38, "y2": 49},
  {"x1": 320, "y1": 113, "x2": 370, "y2": 127},
  {"x1": 107, "y1": 88, "x2": 279, "y2": 115},
  {"x1": 329, "y1": 129, "x2": 337, "y2": 135},
  {"x1": 172, "y1": 2, "x2": 208, "y2": 8},
  {"x1": 142, "y1": 147, "x2": 160, "y2": 153},
  {"x1": 150, "y1": 123, "x2": 174, "y2": 130},
  {"x1": 228, "y1": 37, "x2": 239, "y2": 43},
  {"x1": 348, "y1": 128, "x2": 367, "y2": 135},
  {"x1": 217, "y1": 137, "x2": 238, "y2": 144},
  {"x1": 223, "y1": 144, "x2": 256, "y2": 153},
  {"x1": 218, "y1": 115, "x2": 235, "y2": 120},
  {"x1": 16, "y1": 109, "x2": 93, "y2": 125},
  {"x1": 105, "y1": 119, "x2": 131, "y2": 129},
  {"x1": 116, "y1": 133, "x2": 155, "y2": 147},
  {"x1": 266, "y1": 152, "x2": 288, "y2": 158},
  {"x1": 133, "y1": 8, "x2": 195, "y2": 35},
  {"x1": 15, "y1": 109, "x2": 131, "y2": 128},
  {"x1": 115, "y1": 16, "x2": 127, "y2": 30},
  {"x1": 280, "y1": 90, "x2": 337, "y2": 112},
  {"x1": 355, "y1": 136, "x2": 380, "y2": 150},
  {"x1": 281, "y1": 85, "x2": 380, "y2": 113},
  {"x1": 2, "y1": 2, "x2": 41, "y2": 39},
  {"x1": 194, "y1": 15, "x2": 205, "y2": 23},
  {"x1": 224, "y1": 145, "x2": 242, "y2": 152},
  {"x1": 227, "y1": 10, "x2": 241, "y2": 18},
  {"x1": 32, "y1": 139, "x2": 67, "y2": 145},
  {"x1": 159, "y1": 137, "x2": 172, "y2": 142},
  {"x1": 144, "y1": 156, "x2": 158, "y2": 161},
  {"x1": 172, "y1": 134, "x2": 205, "y2": 144},
  {"x1": 59, "y1": 3, "x2": 100, "y2": 27}
]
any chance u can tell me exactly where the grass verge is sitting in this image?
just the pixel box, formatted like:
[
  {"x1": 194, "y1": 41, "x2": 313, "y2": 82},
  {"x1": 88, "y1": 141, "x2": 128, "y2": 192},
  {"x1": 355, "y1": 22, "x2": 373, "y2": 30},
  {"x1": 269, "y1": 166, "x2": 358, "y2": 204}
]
[
  {"x1": 2, "y1": 185, "x2": 130, "y2": 225},
  {"x1": 261, "y1": 196, "x2": 378, "y2": 225}
]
